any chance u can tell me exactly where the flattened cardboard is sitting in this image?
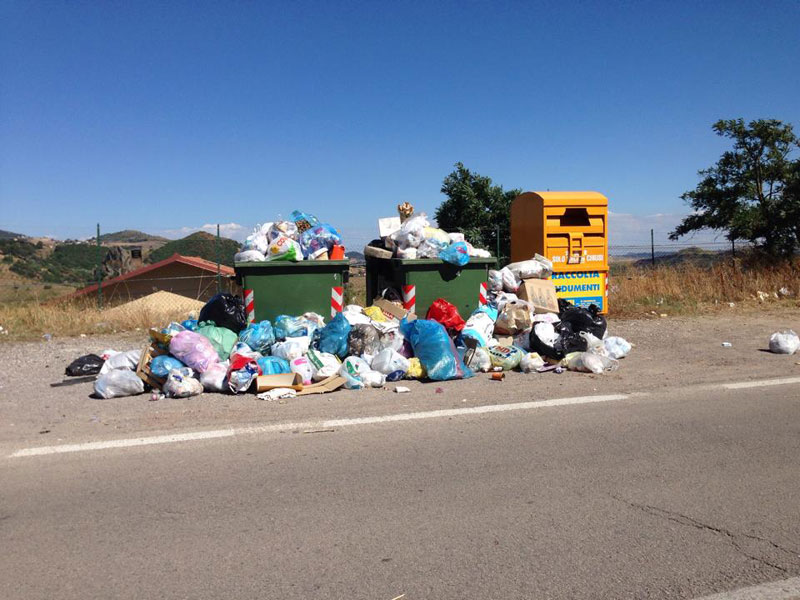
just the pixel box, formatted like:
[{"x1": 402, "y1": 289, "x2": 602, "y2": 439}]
[
  {"x1": 256, "y1": 373, "x2": 303, "y2": 392},
  {"x1": 378, "y1": 217, "x2": 402, "y2": 238},
  {"x1": 517, "y1": 278, "x2": 559, "y2": 314},
  {"x1": 296, "y1": 375, "x2": 347, "y2": 396},
  {"x1": 372, "y1": 298, "x2": 417, "y2": 322}
]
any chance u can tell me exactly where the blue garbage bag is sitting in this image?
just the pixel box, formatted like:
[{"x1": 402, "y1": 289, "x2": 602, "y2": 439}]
[
  {"x1": 239, "y1": 320, "x2": 275, "y2": 354},
  {"x1": 317, "y1": 312, "x2": 351, "y2": 358},
  {"x1": 299, "y1": 223, "x2": 342, "y2": 258},
  {"x1": 274, "y1": 315, "x2": 316, "y2": 339},
  {"x1": 439, "y1": 242, "x2": 470, "y2": 267},
  {"x1": 257, "y1": 356, "x2": 291, "y2": 375},
  {"x1": 399, "y1": 318, "x2": 473, "y2": 381},
  {"x1": 150, "y1": 355, "x2": 186, "y2": 378},
  {"x1": 181, "y1": 319, "x2": 198, "y2": 331}
]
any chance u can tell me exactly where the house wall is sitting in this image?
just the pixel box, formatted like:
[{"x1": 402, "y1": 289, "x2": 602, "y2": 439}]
[{"x1": 100, "y1": 263, "x2": 239, "y2": 304}]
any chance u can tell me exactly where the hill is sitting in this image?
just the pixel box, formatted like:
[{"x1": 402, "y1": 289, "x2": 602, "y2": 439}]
[
  {"x1": 0, "y1": 230, "x2": 27, "y2": 240},
  {"x1": 0, "y1": 239, "x2": 110, "y2": 285},
  {"x1": 633, "y1": 246, "x2": 729, "y2": 269},
  {"x1": 146, "y1": 231, "x2": 239, "y2": 267},
  {"x1": 99, "y1": 230, "x2": 168, "y2": 243}
]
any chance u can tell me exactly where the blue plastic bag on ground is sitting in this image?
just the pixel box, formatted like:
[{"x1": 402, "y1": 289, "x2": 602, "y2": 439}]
[
  {"x1": 275, "y1": 315, "x2": 316, "y2": 339},
  {"x1": 239, "y1": 320, "x2": 275, "y2": 354},
  {"x1": 181, "y1": 319, "x2": 198, "y2": 331},
  {"x1": 439, "y1": 242, "x2": 470, "y2": 267},
  {"x1": 149, "y1": 355, "x2": 186, "y2": 378},
  {"x1": 399, "y1": 318, "x2": 473, "y2": 381},
  {"x1": 257, "y1": 355, "x2": 291, "y2": 375},
  {"x1": 317, "y1": 312, "x2": 351, "y2": 358}
]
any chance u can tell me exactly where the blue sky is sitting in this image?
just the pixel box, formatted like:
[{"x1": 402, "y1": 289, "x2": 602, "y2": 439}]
[{"x1": 2, "y1": 1, "x2": 799, "y2": 248}]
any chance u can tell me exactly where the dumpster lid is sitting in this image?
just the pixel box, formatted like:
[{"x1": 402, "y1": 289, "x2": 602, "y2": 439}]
[
  {"x1": 389, "y1": 257, "x2": 497, "y2": 266},
  {"x1": 517, "y1": 191, "x2": 607, "y2": 206},
  {"x1": 235, "y1": 259, "x2": 350, "y2": 269}
]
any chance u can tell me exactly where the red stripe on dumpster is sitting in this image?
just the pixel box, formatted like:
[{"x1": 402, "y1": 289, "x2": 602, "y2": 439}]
[
  {"x1": 479, "y1": 282, "x2": 488, "y2": 305},
  {"x1": 244, "y1": 289, "x2": 255, "y2": 323},
  {"x1": 402, "y1": 285, "x2": 416, "y2": 314},
  {"x1": 331, "y1": 286, "x2": 344, "y2": 318}
]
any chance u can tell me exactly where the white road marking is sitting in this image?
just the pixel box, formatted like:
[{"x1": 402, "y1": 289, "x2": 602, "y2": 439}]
[
  {"x1": 691, "y1": 576, "x2": 800, "y2": 599},
  {"x1": 9, "y1": 393, "x2": 631, "y2": 458},
  {"x1": 723, "y1": 377, "x2": 800, "y2": 390}
]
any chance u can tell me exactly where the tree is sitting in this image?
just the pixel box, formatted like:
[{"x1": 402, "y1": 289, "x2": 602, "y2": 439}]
[
  {"x1": 435, "y1": 162, "x2": 521, "y2": 261},
  {"x1": 670, "y1": 119, "x2": 800, "y2": 256}
]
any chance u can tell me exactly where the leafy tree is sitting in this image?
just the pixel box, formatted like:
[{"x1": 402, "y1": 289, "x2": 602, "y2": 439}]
[
  {"x1": 670, "y1": 119, "x2": 800, "y2": 256},
  {"x1": 435, "y1": 162, "x2": 521, "y2": 261}
]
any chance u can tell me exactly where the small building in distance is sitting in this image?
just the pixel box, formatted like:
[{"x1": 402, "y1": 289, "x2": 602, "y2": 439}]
[{"x1": 66, "y1": 253, "x2": 238, "y2": 304}]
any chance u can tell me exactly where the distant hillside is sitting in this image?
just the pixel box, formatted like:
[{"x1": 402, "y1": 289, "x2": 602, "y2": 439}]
[
  {"x1": 0, "y1": 239, "x2": 110, "y2": 285},
  {"x1": 0, "y1": 230, "x2": 27, "y2": 240},
  {"x1": 634, "y1": 247, "x2": 729, "y2": 268},
  {"x1": 99, "y1": 229, "x2": 168, "y2": 243},
  {"x1": 146, "y1": 231, "x2": 239, "y2": 267}
]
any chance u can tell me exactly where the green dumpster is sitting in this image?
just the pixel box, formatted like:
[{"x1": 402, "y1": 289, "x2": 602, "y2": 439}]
[
  {"x1": 366, "y1": 257, "x2": 496, "y2": 319},
  {"x1": 235, "y1": 260, "x2": 350, "y2": 323}
]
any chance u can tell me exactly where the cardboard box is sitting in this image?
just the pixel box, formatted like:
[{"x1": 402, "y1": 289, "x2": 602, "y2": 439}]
[
  {"x1": 517, "y1": 278, "x2": 559, "y2": 314},
  {"x1": 296, "y1": 376, "x2": 347, "y2": 396},
  {"x1": 256, "y1": 373, "x2": 304, "y2": 392},
  {"x1": 372, "y1": 298, "x2": 417, "y2": 322}
]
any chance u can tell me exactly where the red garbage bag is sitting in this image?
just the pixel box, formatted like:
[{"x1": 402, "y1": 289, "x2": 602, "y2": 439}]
[{"x1": 426, "y1": 298, "x2": 466, "y2": 332}]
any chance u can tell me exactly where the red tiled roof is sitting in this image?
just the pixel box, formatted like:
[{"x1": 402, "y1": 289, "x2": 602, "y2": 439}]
[{"x1": 65, "y1": 253, "x2": 235, "y2": 299}]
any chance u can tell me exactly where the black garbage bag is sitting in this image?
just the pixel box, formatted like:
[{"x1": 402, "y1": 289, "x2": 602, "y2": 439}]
[
  {"x1": 558, "y1": 301, "x2": 607, "y2": 339},
  {"x1": 347, "y1": 324, "x2": 382, "y2": 357},
  {"x1": 529, "y1": 321, "x2": 588, "y2": 361},
  {"x1": 65, "y1": 354, "x2": 105, "y2": 377},
  {"x1": 198, "y1": 293, "x2": 247, "y2": 334}
]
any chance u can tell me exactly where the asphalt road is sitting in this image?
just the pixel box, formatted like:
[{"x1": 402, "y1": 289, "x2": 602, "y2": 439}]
[{"x1": 2, "y1": 379, "x2": 799, "y2": 599}]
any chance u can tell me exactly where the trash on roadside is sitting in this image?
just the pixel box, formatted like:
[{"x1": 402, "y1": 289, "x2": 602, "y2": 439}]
[
  {"x1": 394, "y1": 386, "x2": 411, "y2": 393},
  {"x1": 163, "y1": 367, "x2": 204, "y2": 398},
  {"x1": 94, "y1": 369, "x2": 145, "y2": 399},
  {"x1": 768, "y1": 329, "x2": 800, "y2": 355},
  {"x1": 65, "y1": 354, "x2": 105, "y2": 377},
  {"x1": 721, "y1": 342, "x2": 733, "y2": 348}
]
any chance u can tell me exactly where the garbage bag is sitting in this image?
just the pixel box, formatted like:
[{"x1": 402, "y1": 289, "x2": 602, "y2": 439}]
[
  {"x1": 426, "y1": 298, "x2": 466, "y2": 332},
  {"x1": 161, "y1": 322, "x2": 186, "y2": 335},
  {"x1": 149, "y1": 355, "x2": 186, "y2": 379},
  {"x1": 289, "y1": 356, "x2": 314, "y2": 385},
  {"x1": 423, "y1": 227, "x2": 450, "y2": 244},
  {"x1": 317, "y1": 312, "x2": 351, "y2": 358},
  {"x1": 235, "y1": 250, "x2": 266, "y2": 262},
  {"x1": 299, "y1": 223, "x2": 342, "y2": 258},
  {"x1": 494, "y1": 300, "x2": 533, "y2": 335},
  {"x1": 227, "y1": 362, "x2": 260, "y2": 394},
  {"x1": 266, "y1": 220, "x2": 299, "y2": 242},
  {"x1": 65, "y1": 354, "x2": 105, "y2": 377},
  {"x1": 257, "y1": 355, "x2": 291, "y2": 375},
  {"x1": 464, "y1": 346, "x2": 492, "y2": 372},
  {"x1": 200, "y1": 360, "x2": 229, "y2": 392},
  {"x1": 198, "y1": 293, "x2": 247, "y2": 334},
  {"x1": 339, "y1": 356, "x2": 370, "y2": 389},
  {"x1": 520, "y1": 352, "x2": 545, "y2": 373},
  {"x1": 417, "y1": 237, "x2": 448, "y2": 259},
  {"x1": 271, "y1": 337, "x2": 311, "y2": 361},
  {"x1": 196, "y1": 322, "x2": 238, "y2": 361},
  {"x1": 290, "y1": 210, "x2": 320, "y2": 233},
  {"x1": 513, "y1": 328, "x2": 532, "y2": 351},
  {"x1": 499, "y1": 267, "x2": 521, "y2": 292},
  {"x1": 488, "y1": 269, "x2": 503, "y2": 291},
  {"x1": 361, "y1": 370, "x2": 386, "y2": 388},
  {"x1": 565, "y1": 352, "x2": 618, "y2": 374},
  {"x1": 529, "y1": 321, "x2": 587, "y2": 361},
  {"x1": 169, "y1": 331, "x2": 219, "y2": 373},
  {"x1": 348, "y1": 323, "x2": 382, "y2": 357},
  {"x1": 603, "y1": 336, "x2": 632, "y2": 359},
  {"x1": 94, "y1": 369, "x2": 145, "y2": 399},
  {"x1": 274, "y1": 315, "x2": 317, "y2": 340},
  {"x1": 266, "y1": 236, "x2": 303, "y2": 261},
  {"x1": 487, "y1": 345, "x2": 524, "y2": 370},
  {"x1": 558, "y1": 301, "x2": 607, "y2": 339},
  {"x1": 505, "y1": 255, "x2": 553, "y2": 280},
  {"x1": 239, "y1": 320, "x2": 275, "y2": 354},
  {"x1": 163, "y1": 367, "x2": 204, "y2": 397},
  {"x1": 439, "y1": 241, "x2": 470, "y2": 266},
  {"x1": 462, "y1": 306, "x2": 497, "y2": 347},
  {"x1": 371, "y1": 348, "x2": 410, "y2": 381},
  {"x1": 768, "y1": 329, "x2": 799, "y2": 354},
  {"x1": 306, "y1": 349, "x2": 341, "y2": 381},
  {"x1": 242, "y1": 229, "x2": 269, "y2": 255},
  {"x1": 399, "y1": 318, "x2": 472, "y2": 381},
  {"x1": 390, "y1": 214, "x2": 429, "y2": 249},
  {"x1": 181, "y1": 319, "x2": 199, "y2": 331},
  {"x1": 99, "y1": 349, "x2": 142, "y2": 375},
  {"x1": 405, "y1": 357, "x2": 426, "y2": 379}
]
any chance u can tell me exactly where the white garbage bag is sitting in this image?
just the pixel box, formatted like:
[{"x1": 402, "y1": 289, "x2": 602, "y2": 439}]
[
  {"x1": 163, "y1": 367, "x2": 204, "y2": 398},
  {"x1": 94, "y1": 369, "x2": 145, "y2": 399},
  {"x1": 768, "y1": 329, "x2": 800, "y2": 354},
  {"x1": 520, "y1": 352, "x2": 545, "y2": 373},
  {"x1": 200, "y1": 360, "x2": 230, "y2": 392},
  {"x1": 603, "y1": 336, "x2": 632, "y2": 359},
  {"x1": 99, "y1": 349, "x2": 142, "y2": 375}
]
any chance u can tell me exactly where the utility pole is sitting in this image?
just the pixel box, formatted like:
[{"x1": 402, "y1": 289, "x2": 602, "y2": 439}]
[
  {"x1": 96, "y1": 223, "x2": 103, "y2": 309},
  {"x1": 650, "y1": 229, "x2": 655, "y2": 267},
  {"x1": 216, "y1": 224, "x2": 221, "y2": 293}
]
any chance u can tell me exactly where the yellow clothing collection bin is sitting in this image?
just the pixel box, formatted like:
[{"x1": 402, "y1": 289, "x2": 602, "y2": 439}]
[{"x1": 511, "y1": 191, "x2": 609, "y2": 313}]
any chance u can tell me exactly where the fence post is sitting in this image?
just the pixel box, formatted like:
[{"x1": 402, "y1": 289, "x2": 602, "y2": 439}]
[
  {"x1": 216, "y1": 224, "x2": 221, "y2": 293},
  {"x1": 731, "y1": 238, "x2": 735, "y2": 259},
  {"x1": 96, "y1": 223, "x2": 103, "y2": 310},
  {"x1": 650, "y1": 229, "x2": 655, "y2": 267},
  {"x1": 496, "y1": 225, "x2": 501, "y2": 261}
]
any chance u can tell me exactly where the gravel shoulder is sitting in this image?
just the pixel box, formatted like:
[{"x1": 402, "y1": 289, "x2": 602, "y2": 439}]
[{"x1": 1, "y1": 308, "x2": 798, "y2": 447}]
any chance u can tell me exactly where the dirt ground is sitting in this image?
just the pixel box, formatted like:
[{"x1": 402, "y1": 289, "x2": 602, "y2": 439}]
[{"x1": 1, "y1": 308, "x2": 798, "y2": 448}]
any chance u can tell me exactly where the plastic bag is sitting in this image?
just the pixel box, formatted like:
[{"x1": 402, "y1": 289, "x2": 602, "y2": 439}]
[
  {"x1": 227, "y1": 362, "x2": 260, "y2": 394},
  {"x1": 464, "y1": 346, "x2": 492, "y2": 372},
  {"x1": 287, "y1": 356, "x2": 313, "y2": 385},
  {"x1": 199, "y1": 360, "x2": 230, "y2": 392},
  {"x1": 363, "y1": 306, "x2": 387, "y2": 322},
  {"x1": 339, "y1": 356, "x2": 370, "y2": 389},
  {"x1": 529, "y1": 320, "x2": 587, "y2": 361},
  {"x1": 289, "y1": 210, "x2": 320, "y2": 233},
  {"x1": 462, "y1": 308, "x2": 496, "y2": 347},
  {"x1": 317, "y1": 312, "x2": 352, "y2": 358},
  {"x1": 390, "y1": 214, "x2": 429, "y2": 249},
  {"x1": 169, "y1": 331, "x2": 220, "y2": 373},
  {"x1": 494, "y1": 300, "x2": 533, "y2": 335},
  {"x1": 405, "y1": 357, "x2": 426, "y2": 379},
  {"x1": 181, "y1": 319, "x2": 198, "y2": 331},
  {"x1": 487, "y1": 345, "x2": 524, "y2": 370},
  {"x1": 439, "y1": 242, "x2": 470, "y2": 266},
  {"x1": 306, "y1": 349, "x2": 341, "y2": 381},
  {"x1": 494, "y1": 292, "x2": 519, "y2": 313},
  {"x1": 505, "y1": 255, "x2": 553, "y2": 280},
  {"x1": 198, "y1": 293, "x2": 247, "y2": 334},
  {"x1": 266, "y1": 236, "x2": 303, "y2": 261},
  {"x1": 234, "y1": 250, "x2": 266, "y2": 263},
  {"x1": 396, "y1": 246, "x2": 418, "y2": 259},
  {"x1": 423, "y1": 227, "x2": 450, "y2": 244},
  {"x1": 417, "y1": 238, "x2": 448, "y2": 259},
  {"x1": 399, "y1": 318, "x2": 472, "y2": 381},
  {"x1": 559, "y1": 301, "x2": 607, "y2": 339},
  {"x1": 768, "y1": 329, "x2": 799, "y2": 354},
  {"x1": 274, "y1": 315, "x2": 317, "y2": 340},
  {"x1": 271, "y1": 337, "x2": 311, "y2": 361},
  {"x1": 239, "y1": 320, "x2": 275, "y2": 354},
  {"x1": 426, "y1": 298, "x2": 466, "y2": 332},
  {"x1": 299, "y1": 223, "x2": 342, "y2": 257},
  {"x1": 488, "y1": 270, "x2": 503, "y2": 292},
  {"x1": 499, "y1": 267, "x2": 521, "y2": 293},
  {"x1": 379, "y1": 328, "x2": 405, "y2": 353},
  {"x1": 520, "y1": 352, "x2": 545, "y2": 373},
  {"x1": 348, "y1": 324, "x2": 382, "y2": 357},
  {"x1": 513, "y1": 328, "x2": 532, "y2": 351},
  {"x1": 242, "y1": 230, "x2": 269, "y2": 255},
  {"x1": 371, "y1": 348, "x2": 410, "y2": 381},
  {"x1": 565, "y1": 352, "x2": 618, "y2": 374},
  {"x1": 603, "y1": 336, "x2": 631, "y2": 359},
  {"x1": 361, "y1": 370, "x2": 386, "y2": 388},
  {"x1": 149, "y1": 355, "x2": 187, "y2": 379},
  {"x1": 94, "y1": 369, "x2": 145, "y2": 399},
  {"x1": 266, "y1": 220, "x2": 299, "y2": 242},
  {"x1": 448, "y1": 232, "x2": 465, "y2": 244},
  {"x1": 257, "y1": 355, "x2": 291, "y2": 375},
  {"x1": 65, "y1": 354, "x2": 105, "y2": 377},
  {"x1": 196, "y1": 322, "x2": 238, "y2": 361},
  {"x1": 163, "y1": 367, "x2": 204, "y2": 398},
  {"x1": 99, "y1": 349, "x2": 142, "y2": 375},
  {"x1": 161, "y1": 322, "x2": 186, "y2": 335}
]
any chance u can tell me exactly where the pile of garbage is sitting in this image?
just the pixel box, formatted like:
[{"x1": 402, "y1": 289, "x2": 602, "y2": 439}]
[
  {"x1": 235, "y1": 210, "x2": 344, "y2": 262},
  {"x1": 365, "y1": 204, "x2": 491, "y2": 265}
]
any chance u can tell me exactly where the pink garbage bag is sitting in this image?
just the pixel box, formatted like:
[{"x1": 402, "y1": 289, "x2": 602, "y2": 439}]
[{"x1": 169, "y1": 331, "x2": 219, "y2": 373}]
